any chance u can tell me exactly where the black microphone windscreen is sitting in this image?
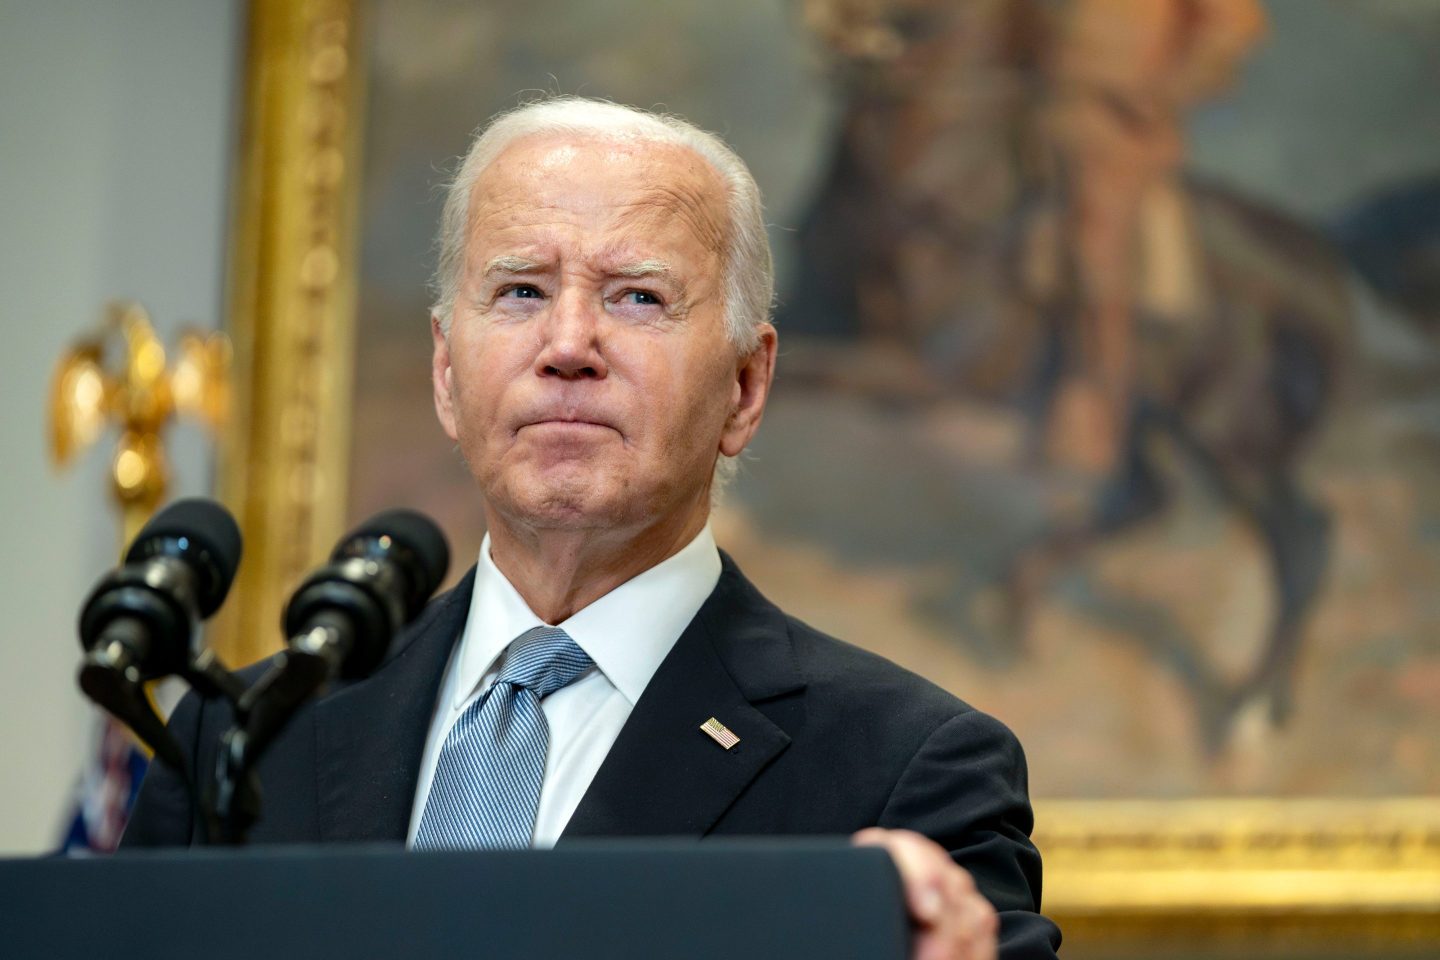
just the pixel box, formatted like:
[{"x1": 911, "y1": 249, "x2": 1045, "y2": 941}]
[
  {"x1": 126, "y1": 498, "x2": 243, "y2": 617},
  {"x1": 339, "y1": 508, "x2": 450, "y2": 598}
]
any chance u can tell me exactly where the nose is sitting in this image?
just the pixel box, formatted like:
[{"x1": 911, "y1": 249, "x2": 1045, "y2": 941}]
[{"x1": 534, "y1": 288, "x2": 608, "y2": 380}]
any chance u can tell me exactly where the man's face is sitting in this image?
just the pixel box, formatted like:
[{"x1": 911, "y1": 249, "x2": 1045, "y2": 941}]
[{"x1": 432, "y1": 133, "x2": 773, "y2": 537}]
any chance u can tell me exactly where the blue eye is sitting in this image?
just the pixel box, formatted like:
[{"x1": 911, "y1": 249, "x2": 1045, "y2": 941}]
[
  {"x1": 624, "y1": 290, "x2": 661, "y2": 305},
  {"x1": 502, "y1": 284, "x2": 542, "y2": 299}
]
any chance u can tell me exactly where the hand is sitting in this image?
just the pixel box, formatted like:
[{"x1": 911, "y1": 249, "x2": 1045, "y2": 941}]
[{"x1": 853, "y1": 827, "x2": 999, "y2": 960}]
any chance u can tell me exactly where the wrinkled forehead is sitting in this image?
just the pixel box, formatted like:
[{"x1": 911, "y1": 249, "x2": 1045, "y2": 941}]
[{"x1": 465, "y1": 132, "x2": 731, "y2": 257}]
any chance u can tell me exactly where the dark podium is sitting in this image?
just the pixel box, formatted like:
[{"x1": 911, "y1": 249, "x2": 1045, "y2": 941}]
[{"x1": 2, "y1": 841, "x2": 910, "y2": 959}]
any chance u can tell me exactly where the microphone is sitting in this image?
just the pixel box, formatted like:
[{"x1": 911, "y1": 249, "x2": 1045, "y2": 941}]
[
  {"x1": 213, "y1": 509, "x2": 449, "y2": 843},
  {"x1": 281, "y1": 508, "x2": 450, "y2": 680},
  {"x1": 235, "y1": 509, "x2": 449, "y2": 752},
  {"x1": 76, "y1": 497, "x2": 242, "y2": 771},
  {"x1": 78, "y1": 498, "x2": 242, "y2": 685}
]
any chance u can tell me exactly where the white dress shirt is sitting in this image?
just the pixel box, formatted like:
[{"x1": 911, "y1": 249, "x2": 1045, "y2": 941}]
[{"x1": 407, "y1": 524, "x2": 722, "y2": 848}]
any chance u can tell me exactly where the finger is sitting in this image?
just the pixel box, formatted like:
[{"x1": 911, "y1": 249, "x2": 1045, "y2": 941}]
[
  {"x1": 853, "y1": 828, "x2": 953, "y2": 924},
  {"x1": 854, "y1": 829, "x2": 1001, "y2": 960},
  {"x1": 913, "y1": 895, "x2": 994, "y2": 960},
  {"x1": 952, "y1": 889, "x2": 999, "y2": 960}
]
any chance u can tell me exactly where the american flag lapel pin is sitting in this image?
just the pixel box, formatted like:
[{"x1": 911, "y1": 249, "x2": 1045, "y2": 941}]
[{"x1": 700, "y1": 716, "x2": 740, "y2": 751}]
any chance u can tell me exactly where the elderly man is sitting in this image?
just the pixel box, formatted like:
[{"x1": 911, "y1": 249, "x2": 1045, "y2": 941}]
[{"x1": 124, "y1": 97, "x2": 1060, "y2": 959}]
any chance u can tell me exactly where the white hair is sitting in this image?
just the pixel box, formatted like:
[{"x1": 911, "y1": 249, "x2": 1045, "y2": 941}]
[
  {"x1": 431, "y1": 96, "x2": 773, "y2": 355},
  {"x1": 432, "y1": 96, "x2": 773, "y2": 497}
]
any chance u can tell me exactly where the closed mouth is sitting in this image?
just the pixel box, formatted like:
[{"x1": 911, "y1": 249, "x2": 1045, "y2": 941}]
[{"x1": 521, "y1": 418, "x2": 616, "y2": 432}]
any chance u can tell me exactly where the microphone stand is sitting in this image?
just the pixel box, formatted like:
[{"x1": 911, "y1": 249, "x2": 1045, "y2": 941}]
[
  {"x1": 208, "y1": 613, "x2": 352, "y2": 845},
  {"x1": 82, "y1": 628, "x2": 343, "y2": 847},
  {"x1": 79, "y1": 641, "x2": 251, "y2": 844},
  {"x1": 82, "y1": 608, "x2": 386, "y2": 844}
]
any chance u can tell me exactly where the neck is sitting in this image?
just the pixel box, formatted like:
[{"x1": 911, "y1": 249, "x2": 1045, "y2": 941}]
[{"x1": 484, "y1": 507, "x2": 709, "y2": 624}]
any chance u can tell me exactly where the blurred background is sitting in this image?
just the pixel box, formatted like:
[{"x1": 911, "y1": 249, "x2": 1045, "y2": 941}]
[
  {"x1": 3, "y1": 0, "x2": 1437, "y2": 956},
  {"x1": 0, "y1": 0, "x2": 239, "y2": 855}
]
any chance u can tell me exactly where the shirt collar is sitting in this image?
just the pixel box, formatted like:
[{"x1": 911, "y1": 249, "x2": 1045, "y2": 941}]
[{"x1": 453, "y1": 524, "x2": 721, "y2": 709}]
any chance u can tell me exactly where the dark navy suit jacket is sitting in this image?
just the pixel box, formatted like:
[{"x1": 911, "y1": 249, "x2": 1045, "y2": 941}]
[{"x1": 123, "y1": 555, "x2": 1061, "y2": 958}]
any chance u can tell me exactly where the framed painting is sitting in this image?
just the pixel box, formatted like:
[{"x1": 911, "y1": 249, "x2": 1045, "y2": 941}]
[{"x1": 214, "y1": 1, "x2": 1440, "y2": 953}]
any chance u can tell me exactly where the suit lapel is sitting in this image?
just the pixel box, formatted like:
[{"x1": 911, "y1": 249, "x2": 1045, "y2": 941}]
[
  {"x1": 312, "y1": 568, "x2": 475, "y2": 843},
  {"x1": 561, "y1": 556, "x2": 805, "y2": 840}
]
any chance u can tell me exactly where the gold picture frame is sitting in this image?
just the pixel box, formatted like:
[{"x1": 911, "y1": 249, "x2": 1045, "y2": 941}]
[
  {"x1": 215, "y1": 1, "x2": 1440, "y2": 952},
  {"x1": 213, "y1": 0, "x2": 365, "y2": 670}
]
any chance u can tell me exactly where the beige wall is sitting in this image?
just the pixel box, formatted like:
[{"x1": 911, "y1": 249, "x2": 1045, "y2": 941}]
[{"x1": 0, "y1": 0, "x2": 240, "y2": 854}]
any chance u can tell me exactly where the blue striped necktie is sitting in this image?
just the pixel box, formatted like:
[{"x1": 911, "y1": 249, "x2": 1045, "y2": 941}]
[{"x1": 413, "y1": 626, "x2": 593, "y2": 850}]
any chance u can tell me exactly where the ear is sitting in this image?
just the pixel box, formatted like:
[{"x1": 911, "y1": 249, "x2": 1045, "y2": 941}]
[
  {"x1": 719, "y1": 323, "x2": 778, "y2": 458},
  {"x1": 431, "y1": 314, "x2": 459, "y2": 443}
]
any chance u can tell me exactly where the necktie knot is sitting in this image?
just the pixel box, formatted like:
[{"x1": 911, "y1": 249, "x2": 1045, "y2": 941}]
[{"x1": 496, "y1": 626, "x2": 593, "y2": 699}]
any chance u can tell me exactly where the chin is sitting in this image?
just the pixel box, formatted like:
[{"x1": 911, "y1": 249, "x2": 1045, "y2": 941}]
[{"x1": 492, "y1": 472, "x2": 632, "y2": 531}]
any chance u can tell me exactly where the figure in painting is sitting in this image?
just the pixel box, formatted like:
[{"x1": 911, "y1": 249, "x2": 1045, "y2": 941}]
[{"x1": 787, "y1": 0, "x2": 1356, "y2": 740}]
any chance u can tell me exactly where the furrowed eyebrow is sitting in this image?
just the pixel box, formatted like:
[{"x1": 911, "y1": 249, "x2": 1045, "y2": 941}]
[
  {"x1": 609, "y1": 260, "x2": 683, "y2": 289},
  {"x1": 482, "y1": 255, "x2": 546, "y2": 278},
  {"x1": 611, "y1": 259, "x2": 673, "y2": 278}
]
